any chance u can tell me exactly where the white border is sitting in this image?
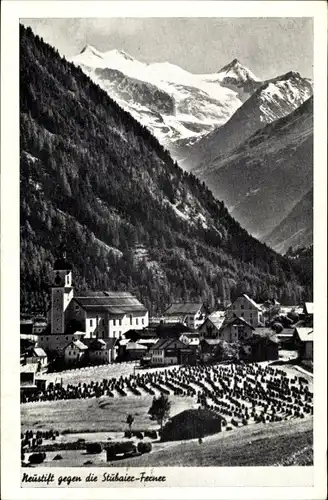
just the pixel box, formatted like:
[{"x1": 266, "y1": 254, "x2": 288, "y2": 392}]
[{"x1": 1, "y1": 2, "x2": 327, "y2": 499}]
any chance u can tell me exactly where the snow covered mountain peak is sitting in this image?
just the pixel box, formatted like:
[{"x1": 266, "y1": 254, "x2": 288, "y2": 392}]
[
  {"x1": 217, "y1": 58, "x2": 260, "y2": 83},
  {"x1": 79, "y1": 44, "x2": 104, "y2": 58}
]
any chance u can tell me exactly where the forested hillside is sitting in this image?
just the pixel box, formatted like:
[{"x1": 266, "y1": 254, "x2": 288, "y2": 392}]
[{"x1": 20, "y1": 25, "x2": 311, "y2": 315}]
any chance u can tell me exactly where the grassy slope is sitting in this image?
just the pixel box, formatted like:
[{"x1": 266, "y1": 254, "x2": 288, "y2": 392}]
[
  {"x1": 21, "y1": 395, "x2": 198, "y2": 433},
  {"x1": 106, "y1": 418, "x2": 313, "y2": 467}
]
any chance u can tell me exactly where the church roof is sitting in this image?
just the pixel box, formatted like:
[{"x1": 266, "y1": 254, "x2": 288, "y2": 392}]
[{"x1": 73, "y1": 291, "x2": 147, "y2": 314}]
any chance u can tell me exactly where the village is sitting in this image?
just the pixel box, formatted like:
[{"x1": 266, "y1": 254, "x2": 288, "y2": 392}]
[
  {"x1": 21, "y1": 258, "x2": 313, "y2": 379},
  {"x1": 20, "y1": 258, "x2": 314, "y2": 467}
]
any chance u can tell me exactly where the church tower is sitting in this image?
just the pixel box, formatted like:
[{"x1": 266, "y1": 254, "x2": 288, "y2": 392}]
[{"x1": 51, "y1": 256, "x2": 74, "y2": 334}]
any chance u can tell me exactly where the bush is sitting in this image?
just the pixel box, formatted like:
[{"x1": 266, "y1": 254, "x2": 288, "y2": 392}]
[
  {"x1": 124, "y1": 430, "x2": 132, "y2": 438},
  {"x1": 29, "y1": 452, "x2": 46, "y2": 464},
  {"x1": 106, "y1": 441, "x2": 137, "y2": 460},
  {"x1": 161, "y1": 409, "x2": 222, "y2": 442},
  {"x1": 53, "y1": 454, "x2": 63, "y2": 460},
  {"x1": 134, "y1": 431, "x2": 143, "y2": 440},
  {"x1": 137, "y1": 442, "x2": 152, "y2": 454},
  {"x1": 86, "y1": 443, "x2": 103, "y2": 454},
  {"x1": 144, "y1": 430, "x2": 157, "y2": 439}
]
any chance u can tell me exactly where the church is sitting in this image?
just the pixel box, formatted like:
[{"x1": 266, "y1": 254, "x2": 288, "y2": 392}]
[{"x1": 36, "y1": 258, "x2": 149, "y2": 355}]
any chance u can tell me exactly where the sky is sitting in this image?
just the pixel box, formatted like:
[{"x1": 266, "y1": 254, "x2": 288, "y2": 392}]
[{"x1": 21, "y1": 18, "x2": 313, "y2": 80}]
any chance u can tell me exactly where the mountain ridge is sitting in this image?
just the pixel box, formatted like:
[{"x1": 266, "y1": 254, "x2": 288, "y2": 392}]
[{"x1": 264, "y1": 189, "x2": 313, "y2": 254}]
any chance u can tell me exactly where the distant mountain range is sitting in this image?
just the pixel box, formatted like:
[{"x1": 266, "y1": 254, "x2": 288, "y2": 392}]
[
  {"x1": 70, "y1": 46, "x2": 313, "y2": 251},
  {"x1": 20, "y1": 25, "x2": 311, "y2": 314},
  {"x1": 184, "y1": 71, "x2": 313, "y2": 173},
  {"x1": 70, "y1": 48, "x2": 264, "y2": 161}
]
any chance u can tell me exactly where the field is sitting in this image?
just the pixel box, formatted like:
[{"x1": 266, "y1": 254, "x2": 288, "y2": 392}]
[
  {"x1": 22, "y1": 360, "x2": 313, "y2": 467},
  {"x1": 38, "y1": 362, "x2": 179, "y2": 387},
  {"x1": 21, "y1": 394, "x2": 198, "y2": 433}
]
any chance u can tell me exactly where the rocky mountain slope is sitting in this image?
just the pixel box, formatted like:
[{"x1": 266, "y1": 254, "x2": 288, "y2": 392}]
[
  {"x1": 20, "y1": 25, "x2": 310, "y2": 314},
  {"x1": 187, "y1": 97, "x2": 313, "y2": 240},
  {"x1": 184, "y1": 71, "x2": 313, "y2": 173},
  {"x1": 264, "y1": 189, "x2": 313, "y2": 254},
  {"x1": 70, "y1": 48, "x2": 262, "y2": 161}
]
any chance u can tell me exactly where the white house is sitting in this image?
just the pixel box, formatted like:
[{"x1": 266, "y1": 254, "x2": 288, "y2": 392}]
[
  {"x1": 218, "y1": 316, "x2": 255, "y2": 343},
  {"x1": 149, "y1": 337, "x2": 194, "y2": 366},
  {"x1": 64, "y1": 340, "x2": 88, "y2": 365},
  {"x1": 198, "y1": 311, "x2": 226, "y2": 340},
  {"x1": 226, "y1": 294, "x2": 264, "y2": 327},
  {"x1": 25, "y1": 347, "x2": 48, "y2": 369},
  {"x1": 293, "y1": 327, "x2": 313, "y2": 361},
  {"x1": 86, "y1": 338, "x2": 117, "y2": 364}
]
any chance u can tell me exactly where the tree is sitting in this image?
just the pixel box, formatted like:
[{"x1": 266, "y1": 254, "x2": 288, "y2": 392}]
[
  {"x1": 148, "y1": 393, "x2": 171, "y2": 432},
  {"x1": 126, "y1": 414, "x2": 134, "y2": 433}
]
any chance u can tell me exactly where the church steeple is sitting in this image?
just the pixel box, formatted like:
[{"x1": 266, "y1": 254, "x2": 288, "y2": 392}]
[{"x1": 51, "y1": 253, "x2": 74, "y2": 334}]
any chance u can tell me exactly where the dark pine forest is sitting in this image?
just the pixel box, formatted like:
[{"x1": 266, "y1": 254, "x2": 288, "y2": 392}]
[{"x1": 20, "y1": 25, "x2": 312, "y2": 315}]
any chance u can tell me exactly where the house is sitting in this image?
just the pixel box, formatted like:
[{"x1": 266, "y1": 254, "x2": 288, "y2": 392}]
[
  {"x1": 37, "y1": 257, "x2": 148, "y2": 355},
  {"x1": 149, "y1": 338, "x2": 195, "y2": 366},
  {"x1": 125, "y1": 342, "x2": 148, "y2": 361},
  {"x1": 20, "y1": 364, "x2": 38, "y2": 396},
  {"x1": 63, "y1": 340, "x2": 88, "y2": 365},
  {"x1": 199, "y1": 339, "x2": 221, "y2": 363},
  {"x1": 179, "y1": 332, "x2": 200, "y2": 349},
  {"x1": 293, "y1": 327, "x2": 313, "y2": 360},
  {"x1": 25, "y1": 347, "x2": 48, "y2": 369},
  {"x1": 32, "y1": 317, "x2": 48, "y2": 334},
  {"x1": 226, "y1": 294, "x2": 264, "y2": 327},
  {"x1": 250, "y1": 328, "x2": 279, "y2": 360},
  {"x1": 86, "y1": 338, "x2": 118, "y2": 364},
  {"x1": 198, "y1": 311, "x2": 225, "y2": 341},
  {"x1": 275, "y1": 328, "x2": 296, "y2": 349},
  {"x1": 218, "y1": 316, "x2": 254, "y2": 343},
  {"x1": 163, "y1": 302, "x2": 208, "y2": 329},
  {"x1": 20, "y1": 318, "x2": 38, "y2": 343},
  {"x1": 246, "y1": 330, "x2": 279, "y2": 361}
]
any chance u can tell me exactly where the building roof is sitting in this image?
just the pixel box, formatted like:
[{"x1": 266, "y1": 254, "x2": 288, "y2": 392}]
[
  {"x1": 276, "y1": 328, "x2": 295, "y2": 339},
  {"x1": 201, "y1": 338, "x2": 221, "y2": 346},
  {"x1": 230, "y1": 294, "x2": 262, "y2": 311},
  {"x1": 126, "y1": 342, "x2": 148, "y2": 350},
  {"x1": 137, "y1": 338, "x2": 158, "y2": 345},
  {"x1": 31, "y1": 347, "x2": 47, "y2": 358},
  {"x1": 202, "y1": 311, "x2": 226, "y2": 330},
  {"x1": 164, "y1": 302, "x2": 204, "y2": 316},
  {"x1": 252, "y1": 329, "x2": 279, "y2": 344},
  {"x1": 119, "y1": 339, "x2": 130, "y2": 346},
  {"x1": 73, "y1": 292, "x2": 147, "y2": 314},
  {"x1": 65, "y1": 340, "x2": 88, "y2": 351},
  {"x1": 220, "y1": 315, "x2": 254, "y2": 330},
  {"x1": 295, "y1": 327, "x2": 313, "y2": 342},
  {"x1": 150, "y1": 337, "x2": 190, "y2": 351},
  {"x1": 84, "y1": 338, "x2": 117, "y2": 349},
  {"x1": 155, "y1": 322, "x2": 193, "y2": 338},
  {"x1": 304, "y1": 302, "x2": 314, "y2": 315},
  {"x1": 20, "y1": 364, "x2": 38, "y2": 373}
]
